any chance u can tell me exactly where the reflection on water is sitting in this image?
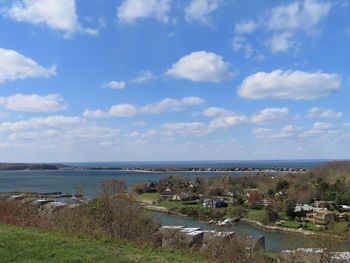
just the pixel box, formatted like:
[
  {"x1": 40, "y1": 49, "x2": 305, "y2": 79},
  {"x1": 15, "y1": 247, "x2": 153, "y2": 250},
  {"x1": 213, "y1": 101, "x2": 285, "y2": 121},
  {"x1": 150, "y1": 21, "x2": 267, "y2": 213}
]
[{"x1": 152, "y1": 211, "x2": 350, "y2": 252}]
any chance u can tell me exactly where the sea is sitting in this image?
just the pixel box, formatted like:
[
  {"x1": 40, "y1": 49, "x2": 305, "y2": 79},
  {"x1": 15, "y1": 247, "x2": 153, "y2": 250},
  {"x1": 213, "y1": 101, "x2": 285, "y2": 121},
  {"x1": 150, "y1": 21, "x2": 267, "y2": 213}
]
[{"x1": 0, "y1": 160, "x2": 326, "y2": 197}]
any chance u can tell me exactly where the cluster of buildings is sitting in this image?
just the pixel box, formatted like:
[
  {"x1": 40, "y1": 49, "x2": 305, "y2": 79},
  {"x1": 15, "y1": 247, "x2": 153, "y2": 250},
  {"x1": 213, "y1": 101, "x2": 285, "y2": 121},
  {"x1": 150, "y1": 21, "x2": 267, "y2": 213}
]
[
  {"x1": 278, "y1": 248, "x2": 350, "y2": 263},
  {"x1": 294, "y1": 201, "x2": 350, "y2": 226},
  {"x1": 0, "y1": 192, "x2": 86, "y2": 215},
  {"x1": 157, "y1": 225, "x2": 265, "y2": 257}
]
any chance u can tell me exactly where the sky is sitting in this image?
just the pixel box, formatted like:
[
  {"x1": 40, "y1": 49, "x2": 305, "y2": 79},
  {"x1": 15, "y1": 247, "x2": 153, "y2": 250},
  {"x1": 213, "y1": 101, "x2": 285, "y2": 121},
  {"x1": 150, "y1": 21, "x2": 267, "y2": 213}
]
[{"x1": 0, "y1": 0, "x2": 350, "y2": 162}]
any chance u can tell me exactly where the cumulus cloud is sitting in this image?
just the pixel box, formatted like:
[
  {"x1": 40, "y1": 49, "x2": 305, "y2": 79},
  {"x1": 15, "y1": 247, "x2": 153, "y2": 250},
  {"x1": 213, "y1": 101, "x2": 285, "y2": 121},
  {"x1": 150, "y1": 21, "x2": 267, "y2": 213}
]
[
  {"x1": 267, "y1": 0, "x2": 332, "y2": 31},
  {"x1": 117, "y1": 0, "x2": 171, "y2": 24},
  {"x1": 130, "y1": 70, "x2": 157, "y2": 83},
  {"x1": 266, "y1": 0, "x2": 332, "y2": 52},
  {"x1": 209, "y1": 115, "x2": 249, "y2": 129},
  {"x1": 0, "y1": 115, "x2": 80, "y2": 132},
  {"x1": 0, "y1": 48, "x2": 56, "y2": 83},
  {"x1": 0, "y1": 94, "x2": 67, "y2": 112},
  {"x1": 269, "y1": 31, "x2": 296, "y2": 53},
  {"x1": 84, "y1": 96, "x2": 204, "y2": 118},
  {"x1": 307, "y1": 107, "x2": 342, "y2": 119},
  {"x1": 234, "y1": 20, "x2": 257, "y2": 34},
  {"x1": 161, "y1": 122, "x2": 207, "y2": 136},
  {"x1": 200, "y1": 107, "x2": 233, "y2": 117},
  {"x1": 251, "y1": 108, "x2": 289, "y2": 124},
  {"x1": 238, "y1": 70, "x2": 341, "y2": 100},
  {"x1": 166, "y1": 51, "x2": 232, "y2": 83},
  {"x1": 2, "y1": 0, "x2": 97, "y2": 36},
  {"x1": 102, "y1": 81, "x2": 126, "y2": 90},
  {"x1": 185, "y1": 0, "x2": 221, "y2": 25},
  {"x1": 141, "y1": 96, "x2": 204, "y2": 114},
  {"x1": 253, "y1": 125, "x2": 303, "y2": 139},
  {"x1": 313, "y1": 122, "x2": 332, "y2": 130},
  {"x1": 83, "y1": 104, "x2": 138, "y2": 118}
]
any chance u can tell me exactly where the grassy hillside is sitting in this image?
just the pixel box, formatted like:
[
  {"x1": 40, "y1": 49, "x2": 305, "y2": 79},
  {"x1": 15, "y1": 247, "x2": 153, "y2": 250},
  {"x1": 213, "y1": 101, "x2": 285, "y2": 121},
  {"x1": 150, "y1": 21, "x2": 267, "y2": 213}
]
[{"x1": 0, "y1": 224, "x2": 212, "y2": 263}]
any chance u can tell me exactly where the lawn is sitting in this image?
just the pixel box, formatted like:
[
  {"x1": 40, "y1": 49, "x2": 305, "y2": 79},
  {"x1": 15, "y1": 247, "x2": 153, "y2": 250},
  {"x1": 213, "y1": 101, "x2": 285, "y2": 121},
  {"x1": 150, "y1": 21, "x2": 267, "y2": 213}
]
[
  {"x1": 245, "y1": 208, "x2": 266, "y2": 222},
  {"x1": 0, "y1": 224, "x2": 212, "y2": 263},
  {"x1": 136, "y1": 192, "x2": 160, "y2": 202}
]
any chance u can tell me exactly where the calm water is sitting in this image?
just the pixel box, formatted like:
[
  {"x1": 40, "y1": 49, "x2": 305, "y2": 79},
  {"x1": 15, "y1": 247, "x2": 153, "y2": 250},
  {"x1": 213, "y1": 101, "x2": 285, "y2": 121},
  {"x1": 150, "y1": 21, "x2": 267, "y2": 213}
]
[{"x1": 0, "y1": 169, "x2": 253, "y2": 197}]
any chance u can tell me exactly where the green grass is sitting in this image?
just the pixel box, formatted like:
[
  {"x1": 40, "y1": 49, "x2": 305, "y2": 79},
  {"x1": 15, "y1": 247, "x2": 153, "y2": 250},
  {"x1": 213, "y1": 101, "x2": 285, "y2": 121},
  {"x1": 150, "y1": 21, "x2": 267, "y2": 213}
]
[
  {"x1": 136, "y1": 192, "x2": 160, "y2": 202},
  {"x1": 245, "y1": 208, "x2": 266, "y2": 222},
  {"x1": 158, "y1": 200, "x2": 186, "y2": 209},
  {"x1": 0, "y1": 224, "x2": 212, "y2": 263}
]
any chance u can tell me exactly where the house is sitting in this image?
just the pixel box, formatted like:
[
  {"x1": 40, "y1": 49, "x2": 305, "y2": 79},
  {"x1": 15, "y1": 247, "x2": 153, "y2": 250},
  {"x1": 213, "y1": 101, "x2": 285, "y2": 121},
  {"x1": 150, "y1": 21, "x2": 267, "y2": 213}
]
[
  {"x1": 306, "y1": 210, "x2": 336, "y2": 225},
  {"x1": 246, "y1": 191, "x2": 263, "y2": 205},
  {"x1": 278, "y1": 248, "x2": 350, "y2": 263},
  {"x1": 314, "y1": 201, "x2": 336, "y2": 210},
  {"x1": 160, "y1": 188, "x2": 175, "y2": 199},
  {"x1": 179, "y1": 192, "x2": 200, "y2": 201},
  {"x1": 202, "y1": 199, "x2": 228, "y2": 208},
  {"x1": 203, "y1": 199, "x2": 216, "y2": 208}
]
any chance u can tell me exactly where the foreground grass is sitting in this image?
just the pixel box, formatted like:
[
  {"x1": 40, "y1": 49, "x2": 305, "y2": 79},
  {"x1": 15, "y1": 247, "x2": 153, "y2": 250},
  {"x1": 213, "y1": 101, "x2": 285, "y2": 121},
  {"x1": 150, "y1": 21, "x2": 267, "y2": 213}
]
[{"x1": 0, "y1": 224, "x2": 212, "y2": 263}]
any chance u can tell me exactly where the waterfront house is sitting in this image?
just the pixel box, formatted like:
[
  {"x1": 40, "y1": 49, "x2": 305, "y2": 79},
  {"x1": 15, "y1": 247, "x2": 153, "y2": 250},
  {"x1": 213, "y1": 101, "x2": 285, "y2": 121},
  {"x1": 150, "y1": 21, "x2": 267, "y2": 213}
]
[
  {"x1": 278, "y1": 248, "x2": 350, "y2": 263},
  {"x1": 306, "y1": 210, "x2": 336, "y2": 225},
  {"x1": 160, "y1": 188, "x2": 175, "y2": 199},
  {"x1": 246, "y1": 191, "x2": 264, "y2": 206},
  {"x1": 313, "y1": 200, "x2": 336, "y2": 210},
  {"x1": 202, "y1": 199, "x2": 228, "y2": 208}
]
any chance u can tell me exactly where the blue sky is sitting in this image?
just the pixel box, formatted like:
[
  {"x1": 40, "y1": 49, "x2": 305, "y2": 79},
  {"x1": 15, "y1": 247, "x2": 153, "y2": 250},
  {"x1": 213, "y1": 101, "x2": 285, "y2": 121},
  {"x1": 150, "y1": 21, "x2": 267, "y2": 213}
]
[{"x1": 0, "y1": 0, "x2": 350, "y2": 162}]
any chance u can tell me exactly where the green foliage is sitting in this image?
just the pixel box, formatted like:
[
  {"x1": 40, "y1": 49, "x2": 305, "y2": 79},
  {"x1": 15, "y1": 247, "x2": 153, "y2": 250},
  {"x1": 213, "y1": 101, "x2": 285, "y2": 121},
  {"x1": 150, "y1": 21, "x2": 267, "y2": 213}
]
[
  {"x1": 264, "y1": 207, "x2": 279, "y2": 223},
  {"x1": 276, "y1": 180, "x2": 289, "y2": 192}
]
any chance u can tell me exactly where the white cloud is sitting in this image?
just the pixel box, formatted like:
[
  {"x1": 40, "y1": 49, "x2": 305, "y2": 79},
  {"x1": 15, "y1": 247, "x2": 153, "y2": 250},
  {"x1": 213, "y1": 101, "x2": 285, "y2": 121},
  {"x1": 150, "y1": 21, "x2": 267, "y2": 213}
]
[
  {"x1": 141, "y1": 96, "x2": 205, "y2": 114},
  {"x1": 251, "y1": 108, "x2": 289, "y2": 124},
  {"x1": 234, "y1": 20, "x2": 257, "y2": 34},
  {"x1": 0, "y1": 48, "x2": 56, "y2": 83},
  {"x1": 209, "y1": 115, "x2": 249, "y2": 129},
  {"x1": 84, "y1": 96, "x2": 205, "y2": 118},
  {"x1": 313, "y1": 122, "x2": 332, "y2": 130},
  {"x1": 185, "y1": 0, "x2": 221, "y2": 25},
  {"x1": 117, "y1": 0, "x2": 171, "y2": 24},
  {"x1": 0, "y1": 115, "x2": 80, "y2": 132},
  {"x1": 102, "y1": 80, "x2": 126, "y2": 90},
  {"x1": 201, "y1": 107, "x2": 233, "y2": 117},
  {"x1": 0, "y1": 94, "x2": 67, "y2": 112},
  {"x1": 238, "y1": 70, "x2": 341, "y2": 100},
  {"x1": 166, "y1": 51, "x2": 231, "y2": 83},
  {"x1": 130, "y1": 70, "x2": 156, "y2": 83},
  {"x1": 307, "y1": 107, "x2": 342, "y2": 119},
  {"x1": 253, "y1": 125, "x2": 303, "y2": 139},
  {"x1": 2, "y1": 0, "x2": 97, "y2": 36},
  {"x1": 161, "y1": 122, "x2": 207, "y2": 136},
  {"x1": 267, "y1": 0, "x2": 331, "y2": 31},
  {"x1": 83, "y1": 104, "x2": 138, "y2": 118},
  {"x1": 266, "y1": 0, "x2": 332, "y2": 52},
  {"x1": 232, "y1": 36, "x2": 261, "y2": 59},
  {"x1": 269, "y1": 31, "x2": 296, "y2": 53}
]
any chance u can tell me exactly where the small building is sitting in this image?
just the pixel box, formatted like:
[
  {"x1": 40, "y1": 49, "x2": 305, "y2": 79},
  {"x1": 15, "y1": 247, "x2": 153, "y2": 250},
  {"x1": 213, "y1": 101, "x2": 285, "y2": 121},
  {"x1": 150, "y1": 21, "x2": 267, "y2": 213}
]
[
  {"x1": 278, "y1": 248, "x2": 350, "y2": 263},
  {"x1": 314, "y1": 201, "x2": 336, "y2": 210},
  {"x1": 203, "y1": 199, "x2": 228, "y2": 208},
  {"x1": 160, "y1": 188, "x2": 175, "y2": 199},
  {"x1": 306, "y1": 210, "x2": 336, "y2": 225},
  {"x1": 246, "y1": 191, "x2": 264, "y2": 206}
]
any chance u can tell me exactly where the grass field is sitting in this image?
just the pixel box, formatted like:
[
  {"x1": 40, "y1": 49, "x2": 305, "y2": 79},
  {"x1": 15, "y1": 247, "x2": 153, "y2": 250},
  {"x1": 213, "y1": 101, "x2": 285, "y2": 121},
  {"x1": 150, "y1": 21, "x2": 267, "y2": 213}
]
[
  {"x1": 245, "y1": 208, "x2": 266, "y2": 222},
  {"x1": 0, "y1": 224, "x2": 212, "y2": 263},
  {"x1": 136, "y1": 192, "x2": 160, "y2": 202}
]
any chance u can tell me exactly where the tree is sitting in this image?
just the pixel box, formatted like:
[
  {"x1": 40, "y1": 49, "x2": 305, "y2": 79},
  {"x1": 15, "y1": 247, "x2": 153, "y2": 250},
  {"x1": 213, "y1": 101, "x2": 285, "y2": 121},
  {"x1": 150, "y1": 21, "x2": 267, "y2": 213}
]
[
  {"x1": 265, "y1": 207, "x2": 279, "y2": 223},
  {"x1": 276, "y1": 180, "x2": 289, "y2": 192}
]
